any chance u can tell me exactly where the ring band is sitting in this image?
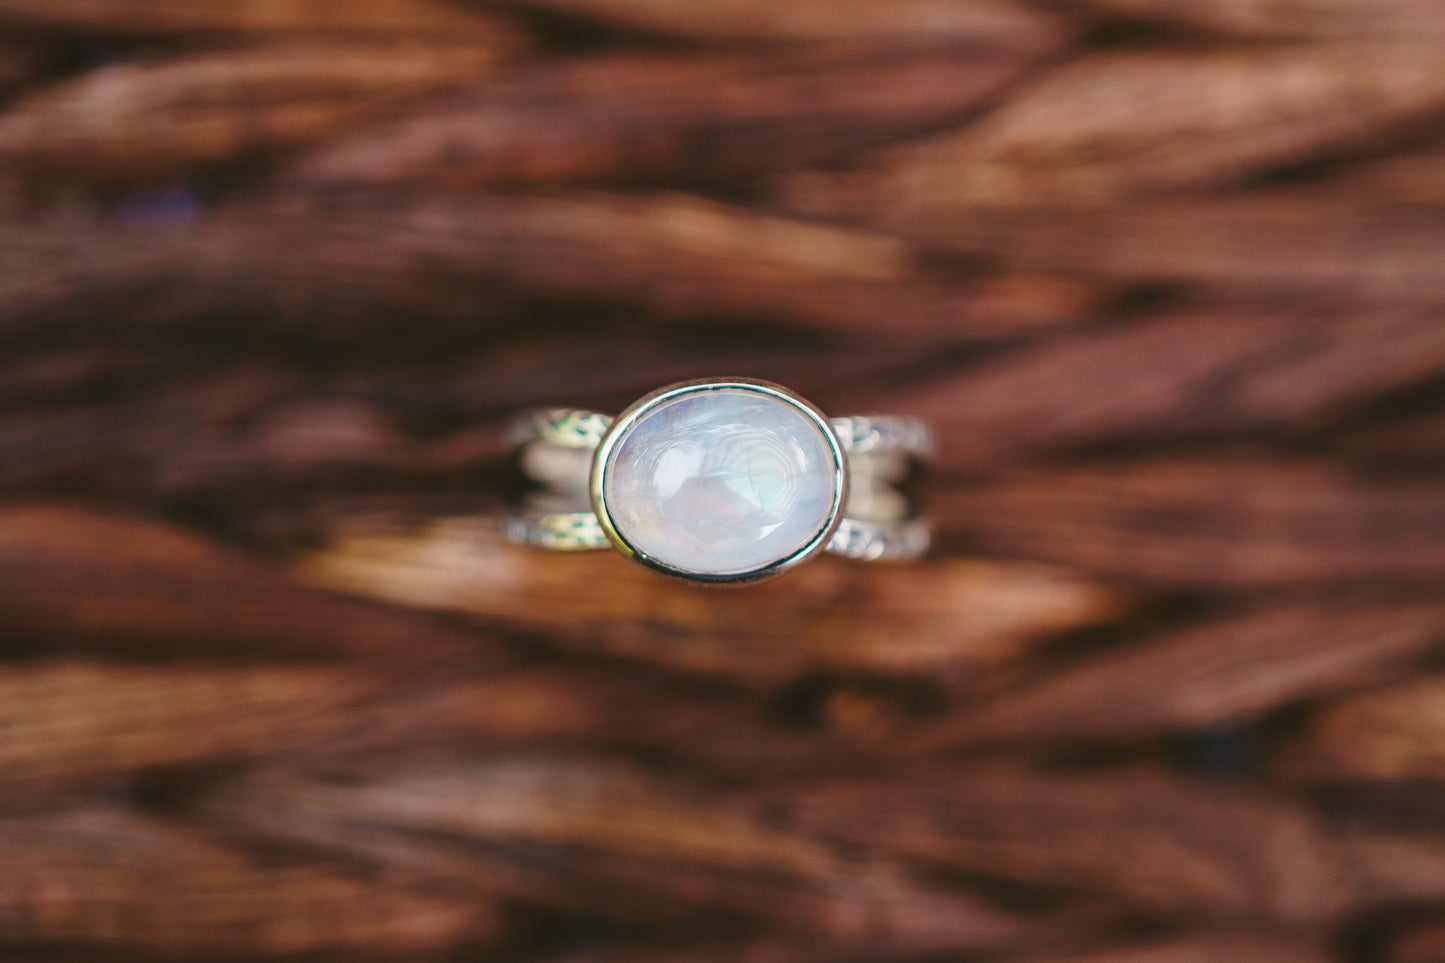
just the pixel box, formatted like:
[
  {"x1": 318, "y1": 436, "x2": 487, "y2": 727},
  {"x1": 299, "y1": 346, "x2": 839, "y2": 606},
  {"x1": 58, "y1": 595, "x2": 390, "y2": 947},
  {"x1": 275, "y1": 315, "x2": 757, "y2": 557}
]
[
  {"x1": 505, "y1": 379, "x2": 932, "y2": 583},
  {"x1": 511, "y1": 408, "x2": 934, "y2": 459}
]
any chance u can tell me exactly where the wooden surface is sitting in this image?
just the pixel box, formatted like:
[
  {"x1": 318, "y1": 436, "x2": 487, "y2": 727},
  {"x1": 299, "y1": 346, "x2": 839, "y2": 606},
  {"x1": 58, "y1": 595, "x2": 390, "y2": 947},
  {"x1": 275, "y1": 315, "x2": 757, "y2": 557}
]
[{"x1": 1, "y1": 1, "x2": 1443, "y2": 960}]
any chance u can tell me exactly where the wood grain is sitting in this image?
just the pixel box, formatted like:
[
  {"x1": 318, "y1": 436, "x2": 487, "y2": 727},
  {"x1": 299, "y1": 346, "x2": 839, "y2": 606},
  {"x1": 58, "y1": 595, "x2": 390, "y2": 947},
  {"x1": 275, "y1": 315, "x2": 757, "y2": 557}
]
[
  {"x1": 0, "y1": 0, "x2": 518, "y2": 36},
  {"x1": 299, "y1": 518, "x2": 1127, "y2": 686},
  {"x1": 0, "y1": 653, "x2": 935, "y2": 795},
  {"x1": 534, "y1": 933, "x2": 1334, "y2": 963},
  {"x1": 783, "y1": 42, "x2": 1445, "y2": 208},
  {"x1": 206, "y1": 759, "x2": 1037, "y2": 952},
  {"x1": 288, "y1": 46, "x2": 1053, "y2": 190},
  {"x1": 768, "y1": 766, "x2": 1445, "y2": 924},
  {"x1": 0, "y1": 807, "x2": 495, "y2": 954},
  {"x1": 1275, "y1": 676, "x2": 1445, "y2": 782},
  {"x1": 0, "y1": 39, "x2": 50, "y2": 98},
  {"x1": 892, "y1": 298, "x2": 1445, "y2": 471},
  {"x1": 1076, "y1": 0, "x2": 1445, "y2": 38},
  {"x1": 0, "y1": 505, "x2": 503, "y2": 666},
  {"x1": 906, "y1": 601, "x2": 1445, "y2": 750},
  {"x1": 0, "y1": 38, "x2": 526, "y2": 187},
  {"x1": 0, "y1": 193, "x2": 1100, "y2": 343},
  {"x1": 785, "y1": 188, "x2": 1445, "y2": 299},
  {"x1": 1389, "y1": 919, "x2": 1445, "y2": 963},
  {"x1": 934, "y1": 456, "x2": 1445, "y2": 588},
  {"x1": 0, "y1": 660, "x2": 374, "y2": 797},
  {"x1": 504, "y1": 0, "x2": 1064, "y2": 47}
]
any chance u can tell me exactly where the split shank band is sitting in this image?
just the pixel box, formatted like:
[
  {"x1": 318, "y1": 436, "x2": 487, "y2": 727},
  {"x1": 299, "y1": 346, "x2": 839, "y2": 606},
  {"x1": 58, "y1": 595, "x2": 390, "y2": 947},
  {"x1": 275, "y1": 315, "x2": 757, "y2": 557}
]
[{"x1": 505, "y1": 379, "x2": 932, "y2": 583}]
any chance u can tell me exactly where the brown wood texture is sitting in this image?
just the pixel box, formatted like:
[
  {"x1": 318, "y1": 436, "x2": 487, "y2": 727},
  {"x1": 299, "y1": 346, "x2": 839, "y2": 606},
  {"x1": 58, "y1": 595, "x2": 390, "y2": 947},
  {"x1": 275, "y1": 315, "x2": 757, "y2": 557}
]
[
  {"x1": 1, "y1": 1, "x2": 1443, "y2": 960},
  {"x1": 0, "y1": 38, "x2": 527, "y2": 188},
  {"x1": 1073, "y1": 0, "x2": 1445, "y2": 39},
  {"x1": 502, "y1": 0, "x2": 1066, "y2": 47},
  {"x1": 286, "y1": 46, "x2": 1058, "y2": 190},
  {"x1": 0, "y1": 0, "x2": 518, "y2": 36},
  {"x1": 764, "y1": 766, "x2": 1445, "y2": 924},
  {"x1": 781, "y1": 42, "x2": 1445, "y2": 206},
  {"x1": 300, "y1": 520, "x2": 1126, "y2": 686},
  {"x1": 204, "y1": 759, "x2": 1041, "y2": 952},
  {"x1": 1275, "y1": 675, "x2": 1445, "y2": 782},
  {"x1": 0, "y1": 807, "x2": 496, "y2": 953}
]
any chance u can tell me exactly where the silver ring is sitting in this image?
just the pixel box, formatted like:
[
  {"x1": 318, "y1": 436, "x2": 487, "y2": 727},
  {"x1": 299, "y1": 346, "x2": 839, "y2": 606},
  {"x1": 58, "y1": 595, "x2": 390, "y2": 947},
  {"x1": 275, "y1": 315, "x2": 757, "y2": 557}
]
[{"x1": 505, "y1": 378, "x2": 932, "y2": 584}]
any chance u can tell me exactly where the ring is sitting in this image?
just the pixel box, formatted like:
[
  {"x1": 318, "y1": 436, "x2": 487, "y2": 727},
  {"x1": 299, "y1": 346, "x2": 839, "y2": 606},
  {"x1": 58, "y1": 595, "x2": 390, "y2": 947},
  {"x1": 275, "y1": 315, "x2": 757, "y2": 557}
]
[{"x1": 504, "y1": 378, "x2": 932, "y2": 583}]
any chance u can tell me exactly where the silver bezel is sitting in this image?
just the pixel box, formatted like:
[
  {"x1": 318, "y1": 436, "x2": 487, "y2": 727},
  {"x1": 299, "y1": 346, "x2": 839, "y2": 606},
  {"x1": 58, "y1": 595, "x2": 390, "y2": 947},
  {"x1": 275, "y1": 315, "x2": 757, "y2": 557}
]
[{"x1": 589, "y1": 378, "x2": 848, "y2": 585}]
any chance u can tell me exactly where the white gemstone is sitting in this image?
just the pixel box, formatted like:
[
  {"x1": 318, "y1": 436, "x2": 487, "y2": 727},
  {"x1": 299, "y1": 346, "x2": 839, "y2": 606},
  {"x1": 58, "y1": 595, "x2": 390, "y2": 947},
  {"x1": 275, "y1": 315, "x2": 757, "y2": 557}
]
[{"x1": 599, "y1": 386, "x2": 841, "y2": 577}]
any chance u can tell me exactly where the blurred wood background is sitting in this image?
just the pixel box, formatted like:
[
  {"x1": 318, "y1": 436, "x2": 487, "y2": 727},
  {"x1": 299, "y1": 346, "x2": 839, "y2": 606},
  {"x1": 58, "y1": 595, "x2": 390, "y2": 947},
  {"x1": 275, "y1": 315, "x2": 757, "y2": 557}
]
[{"x1": 2, "y1": 1, "x2": 1444, "y2": 960}]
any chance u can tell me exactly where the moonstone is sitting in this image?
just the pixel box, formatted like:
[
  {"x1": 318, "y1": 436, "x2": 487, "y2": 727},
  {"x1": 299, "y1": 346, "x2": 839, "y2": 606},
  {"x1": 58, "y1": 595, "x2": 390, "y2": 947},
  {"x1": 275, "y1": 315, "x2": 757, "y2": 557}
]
[{"x1": 600, "y1": 387, "x2": 841, "y2": 577}]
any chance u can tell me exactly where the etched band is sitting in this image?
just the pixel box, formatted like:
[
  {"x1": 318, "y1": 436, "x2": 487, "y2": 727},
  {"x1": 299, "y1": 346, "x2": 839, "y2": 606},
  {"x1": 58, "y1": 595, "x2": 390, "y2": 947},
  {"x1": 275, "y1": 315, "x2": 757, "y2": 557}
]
[
  {"x1": 506, "y1": 408, "x2": 613, "y2": 449},
  {"x1": 829, "y1": 415, "x2": 934, "y2": 457},
  {"x1": 511, "y1": 408, "x2": 931, "y2": 457},
  {"x1": 506, "y1": 510, "x2": 929, "y2": 560},
  {"x1": 502, "y1": 508, "x2": 610, "y2": 551},
  {"x1": 826, "y1": 517, "x2": 931, "y2": 560}
]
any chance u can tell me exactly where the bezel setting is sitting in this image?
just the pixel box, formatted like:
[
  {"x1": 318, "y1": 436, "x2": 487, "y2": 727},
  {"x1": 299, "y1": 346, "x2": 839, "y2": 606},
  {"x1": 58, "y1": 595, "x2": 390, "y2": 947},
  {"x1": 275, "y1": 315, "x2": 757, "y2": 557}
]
[{"x1": 589, "y1": 378, "x2": 849, "y2": 584}]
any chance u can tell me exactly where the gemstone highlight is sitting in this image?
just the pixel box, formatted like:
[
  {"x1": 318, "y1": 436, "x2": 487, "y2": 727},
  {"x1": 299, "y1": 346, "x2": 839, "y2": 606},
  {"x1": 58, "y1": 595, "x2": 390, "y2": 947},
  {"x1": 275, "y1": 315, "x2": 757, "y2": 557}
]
[{"x1": 599, "y1": 386, "x2": 841, "y2": 577}]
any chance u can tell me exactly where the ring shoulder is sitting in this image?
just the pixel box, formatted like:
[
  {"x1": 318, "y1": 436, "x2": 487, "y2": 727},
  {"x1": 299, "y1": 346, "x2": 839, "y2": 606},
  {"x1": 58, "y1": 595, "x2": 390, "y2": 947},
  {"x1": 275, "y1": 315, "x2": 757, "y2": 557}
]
[
  {"x1": 509, "y1": 408, "x2": 614, "y2": 449},
  {"x1": 825, "y1": 517, "x2": 931, "y2": 561},
  {"x1": 502, "y1": 510, "x2": 612, "y2": 551},
  {"x1": 830, "y1": 416, "x2": 934, "y2": 457}
]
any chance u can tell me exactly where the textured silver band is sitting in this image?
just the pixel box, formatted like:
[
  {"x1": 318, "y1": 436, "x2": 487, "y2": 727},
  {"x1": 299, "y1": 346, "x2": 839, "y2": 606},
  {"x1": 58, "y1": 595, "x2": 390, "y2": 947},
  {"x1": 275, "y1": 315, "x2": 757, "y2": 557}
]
[
  {"x1": 511, "y1": 408, "x2": 932, "y2": 457},
  {"x1": 503, "y1": 506, "x2": 930, "y2": 560},
  {"x1": 502, "y1": 506, "x2": 610, "y2": 552},
  {"x1": 505, "y1": 408, "x2": 613, "y2": 450},
  {"x1": 828, "y1": 415, "x2": 935, "y2": 458}
]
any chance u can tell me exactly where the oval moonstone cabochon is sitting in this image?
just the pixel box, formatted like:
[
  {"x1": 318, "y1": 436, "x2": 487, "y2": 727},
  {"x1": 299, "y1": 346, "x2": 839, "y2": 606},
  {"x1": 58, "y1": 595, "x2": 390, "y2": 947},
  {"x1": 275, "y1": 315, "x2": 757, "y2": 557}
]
[{"x1": 598, "y1": 386, "x2": 842, "y2": 578}]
